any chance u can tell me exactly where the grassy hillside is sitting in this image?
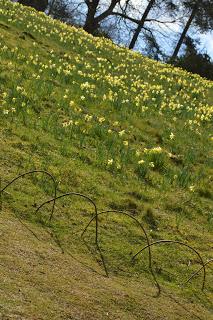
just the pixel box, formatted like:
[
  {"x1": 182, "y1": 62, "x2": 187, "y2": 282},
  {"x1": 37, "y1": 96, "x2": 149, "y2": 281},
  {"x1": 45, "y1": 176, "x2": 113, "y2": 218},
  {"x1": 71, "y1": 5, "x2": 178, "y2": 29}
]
[{"x1": 0, "y1": 0, "x2": 213, "y2": 319}]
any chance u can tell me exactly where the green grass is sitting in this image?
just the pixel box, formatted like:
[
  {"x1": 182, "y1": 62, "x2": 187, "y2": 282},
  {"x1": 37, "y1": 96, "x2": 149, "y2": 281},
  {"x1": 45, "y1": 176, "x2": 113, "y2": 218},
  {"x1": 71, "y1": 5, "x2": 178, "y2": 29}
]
[{"x1": 0, "y1": 1, "x2": 213, "y2": 319}]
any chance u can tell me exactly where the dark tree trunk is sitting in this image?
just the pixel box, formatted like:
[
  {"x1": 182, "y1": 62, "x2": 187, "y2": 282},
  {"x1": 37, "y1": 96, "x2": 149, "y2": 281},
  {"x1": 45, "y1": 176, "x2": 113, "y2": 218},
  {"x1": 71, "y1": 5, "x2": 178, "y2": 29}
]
[
  {"x1": 83, "y1": 0, "x2": 100, "y2": 35},
  {"x1": 18, "y1": 0, "x2": 48, "y2": 12},
  {"x1": 171, "y1": 2, "x2": 198, "y2": 61},
  {"x1": 129, "y1": 0, "x2": 156, "y2": 49},
  {"x1": 83, "y1": 0, "x2": 120, "y2": 35}
]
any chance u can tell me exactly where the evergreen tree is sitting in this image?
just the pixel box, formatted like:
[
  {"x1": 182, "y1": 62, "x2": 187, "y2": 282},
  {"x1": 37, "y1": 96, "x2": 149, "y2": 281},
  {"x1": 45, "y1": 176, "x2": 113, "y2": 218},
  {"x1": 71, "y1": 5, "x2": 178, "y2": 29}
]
[
  {"x1": 47, "y1": 0, "x2": 73, "y2": 24},
  {"x1": 18, "y1": 0, "x2": 48, "y2": 12},
  {"x1": 175, "y1": 36, "x2": 213, "y2": 80},
  {"x1": 171, "y1": 0, "x2": 213, "y2": 60}
]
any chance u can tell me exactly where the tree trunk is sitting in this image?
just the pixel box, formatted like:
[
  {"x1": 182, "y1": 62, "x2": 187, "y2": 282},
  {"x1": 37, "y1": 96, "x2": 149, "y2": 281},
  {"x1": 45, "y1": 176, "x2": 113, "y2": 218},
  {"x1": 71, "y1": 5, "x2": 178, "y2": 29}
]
[
  {"x1": 129, "y1": 0, "x2": 156, "y2": 49},
  {"x1": 83, "y1": 0, "x2": 100, "y2": 35},
  {"x1": 171, "y1": 2, "x2": 198, "y2": 61}
]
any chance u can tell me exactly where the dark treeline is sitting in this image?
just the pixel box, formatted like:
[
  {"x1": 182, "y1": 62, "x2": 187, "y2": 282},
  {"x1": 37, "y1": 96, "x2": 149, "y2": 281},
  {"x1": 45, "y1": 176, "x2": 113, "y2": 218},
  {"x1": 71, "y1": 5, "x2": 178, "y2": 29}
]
[{"x1": 16, "y1": 0, "x2": 213, "y2": 79}]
